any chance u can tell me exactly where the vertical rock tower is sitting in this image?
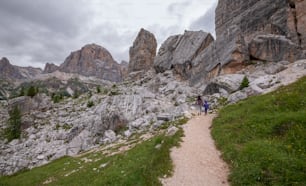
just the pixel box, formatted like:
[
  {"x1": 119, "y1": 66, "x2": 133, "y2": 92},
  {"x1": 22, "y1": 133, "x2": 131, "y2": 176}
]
[{"x1": 128, "y1": 28, "x2": 157, "y2": 74}]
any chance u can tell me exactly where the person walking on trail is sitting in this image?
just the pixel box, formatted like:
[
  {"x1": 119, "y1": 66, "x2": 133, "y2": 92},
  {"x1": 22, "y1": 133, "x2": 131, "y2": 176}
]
[
  {"x1": 203, "y1": 100, "x2": 209, "y2": 115},
  {"x1": 196, "y1": 96, "x2": 203, "y2": 115}
]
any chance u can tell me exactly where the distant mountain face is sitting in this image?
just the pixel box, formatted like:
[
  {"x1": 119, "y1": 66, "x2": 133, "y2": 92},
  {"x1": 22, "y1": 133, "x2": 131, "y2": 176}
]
[
  {"x1": 43, "y1": 63, "x2": 59, "y2": 73},
  {"x1": 58, "y1": 44, "x2": 124, "y2": 82},
  {"x1": 0, "y1": 57, "x2": 42, "y2": 81}
]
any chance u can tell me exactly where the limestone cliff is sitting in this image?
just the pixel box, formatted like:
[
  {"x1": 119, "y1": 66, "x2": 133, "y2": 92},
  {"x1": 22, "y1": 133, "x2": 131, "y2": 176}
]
[{"x1": 155, "y1": 0, "x2": 306, "y2": 85}]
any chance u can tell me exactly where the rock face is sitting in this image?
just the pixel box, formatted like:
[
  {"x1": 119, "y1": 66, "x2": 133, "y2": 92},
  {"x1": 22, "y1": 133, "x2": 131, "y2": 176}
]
[
  {"x1": 59, "y1": 44, "x2": 123, "y2": 82},
  {"x1": 154, "y1": 30, "x2": 214, "y2": 80},
  {"x1": 43, "y1": 63, "x2": 59, "y2": 73},
  {"x1": 214, "y1": 0, "x2": 306, "y2": 62},
  {"x1": 249, "y1": 35, "x2": 302, "y2": 62},
  {"x1": 154, "y1": 0, "x2": 306, "y2": 86},
  {"x1": 294, "y1": 0, "x2": 306, "y2": 49},
  {"x1": 0, "y1": 57, "x2": 42, "y2": 81},
  {"x1": 128, "y1": 28, "x2": 157, "y2": 73}
]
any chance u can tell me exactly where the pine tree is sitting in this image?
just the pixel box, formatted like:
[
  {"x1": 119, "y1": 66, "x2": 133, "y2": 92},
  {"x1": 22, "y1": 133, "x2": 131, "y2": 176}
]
[
  {"x1": 27, "y1": 86, "x2": 36, "y2": 97},
  {"x1": 239, "y1": 76, "x2": 249, "y2": 90},
  {"x1": 6, "y1": 106, "x2": 22, "y2": 141}
]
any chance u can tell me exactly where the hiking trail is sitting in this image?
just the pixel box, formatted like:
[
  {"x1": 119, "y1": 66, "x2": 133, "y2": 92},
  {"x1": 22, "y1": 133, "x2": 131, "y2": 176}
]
[{"x1": 162, "y1": 114, "x2": 229, "y2": 186}]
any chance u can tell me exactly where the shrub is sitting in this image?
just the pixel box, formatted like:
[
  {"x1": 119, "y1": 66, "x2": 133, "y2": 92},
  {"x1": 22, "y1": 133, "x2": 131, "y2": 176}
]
[
  {"x1": 19, "y1": 87, "x2": 25, "y2": 96},
  {"x1": 87, "y1": 100, "x2": 94, "y2": 108},
  {"x1": 73, "y1": 91, "x2": 79, "y2": 99},
  {"x1": 6, "y1": 106, "x2": 22, "y2": 142},
  {"x1": 239, "y1": 76, "x2": 249, "y2": 90},
  {"x1": 96, "y1": 86, "x2": 101, "y2": 93}
]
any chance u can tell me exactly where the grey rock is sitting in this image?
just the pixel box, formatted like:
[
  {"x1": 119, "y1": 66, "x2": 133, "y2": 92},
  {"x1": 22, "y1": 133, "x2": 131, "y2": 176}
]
[
  {"x1": 154, "y1": 30, "x2": 214, "y2": 79},
  {"x1": 155, "y1": 144, "x2": 162, "y2": 149},
  {"x1": 157, "y1": 115, "x2": 173, "y2": 121},
  {"x1": 228, "y1": 91, "x2": 248, "y2": 103},
  {"x1": 264, "y1": 63, "x2": 288, "y2": 74},
  {"x1": 203, "y1": 74, "x2": 245, "y2": 95},
  {"x1": 123, "y1": 130, "x2": 132, "y2": 138},
  {"x1": 251, "y1": 75, "x2": 279, "y2": 89},
  {"x1": 166, "y1": 126, "x2": 179, "y2": 136},
  {"x1": 102, "y1": 130, "x2": 117, "y2": 144},
  {"x1": 37, "y1": 155, "x2": 45, "y2": 160}
]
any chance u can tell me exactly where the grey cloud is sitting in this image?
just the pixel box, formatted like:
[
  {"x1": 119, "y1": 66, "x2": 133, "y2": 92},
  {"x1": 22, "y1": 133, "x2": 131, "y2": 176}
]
[
  {"x1": 167, "y1": 1, "x2": 190, "y2": 22},
  {"x1": 0, "y1": 0, "x2": 91, "y2": 67},
  {"x1": 80, "y1": 23, "x2": 139, "y2": 62},
  {"x1": 189, "y1": 2, "x2": 217, "y2": 37}
]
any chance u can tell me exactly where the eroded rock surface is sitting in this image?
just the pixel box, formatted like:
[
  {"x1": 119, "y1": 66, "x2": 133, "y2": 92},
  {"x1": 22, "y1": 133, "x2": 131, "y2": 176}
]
[{"x1": 128, "y1": 28, "x2": 157, "y2": 74}]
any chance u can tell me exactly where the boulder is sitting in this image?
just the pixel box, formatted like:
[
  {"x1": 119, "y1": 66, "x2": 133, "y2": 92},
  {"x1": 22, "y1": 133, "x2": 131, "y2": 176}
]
[
  {"x1": 128, "y1": 28, "x2": 157, "y2": 74},
  {"x1": 228, "y1": 91, "x2": 248, "y2": 104},
  {"x1": 103, "y1": 130, "x2": 117, "y2": 144},
  {"x1": 203, "y1": 74, "x2": 245, "y2": 95},
  {"x1": 166, "y1": 126, "x2": 179, "y2": 136}
]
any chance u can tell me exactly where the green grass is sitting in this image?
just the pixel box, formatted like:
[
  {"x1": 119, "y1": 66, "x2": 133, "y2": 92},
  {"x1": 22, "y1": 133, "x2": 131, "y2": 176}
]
[
  {"x1": 0, "y1": 118, "x2": 186, "y2": 186},
  {"x1": 212, "y1": 76, "x2": 306, "y2": 186}
]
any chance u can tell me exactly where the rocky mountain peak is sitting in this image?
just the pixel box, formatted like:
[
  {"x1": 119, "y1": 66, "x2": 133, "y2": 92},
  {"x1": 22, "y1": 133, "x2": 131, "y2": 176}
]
[
  {"x1": 0, "y1": 57, "x2": 23, "y2": 80},
  {"x1": 128, "y1": 28, "x2": 157, "y2": 74},
  {"x1": 0, "y1": 57, "x2": 10, "y2": 66},
  {"x1": 43, "y1": 63, "x2": 59, "y2": 73},
  {"x1": 58, "y1": 43, "x2": 123, "y2": 82}
]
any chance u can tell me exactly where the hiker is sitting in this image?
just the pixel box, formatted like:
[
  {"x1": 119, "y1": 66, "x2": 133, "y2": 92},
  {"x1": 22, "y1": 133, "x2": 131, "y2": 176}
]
[
  {"x1": 203, "y1": 100, "x2": 209, "y2": 115},
  {"x1": 196, "y1": 96, "x2": 203, "y2": 115}
]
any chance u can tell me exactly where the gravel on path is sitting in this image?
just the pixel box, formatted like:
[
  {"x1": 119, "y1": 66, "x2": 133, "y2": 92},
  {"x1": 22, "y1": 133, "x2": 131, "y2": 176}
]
[{"x1": 162, "y1": 114, "x2": 229, "y2": 186}]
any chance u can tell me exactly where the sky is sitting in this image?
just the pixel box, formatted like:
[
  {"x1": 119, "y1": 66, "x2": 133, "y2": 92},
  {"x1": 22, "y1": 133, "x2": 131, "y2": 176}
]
[{"x1": 0, "y1": 0, "x2": 217, "y2": 69}]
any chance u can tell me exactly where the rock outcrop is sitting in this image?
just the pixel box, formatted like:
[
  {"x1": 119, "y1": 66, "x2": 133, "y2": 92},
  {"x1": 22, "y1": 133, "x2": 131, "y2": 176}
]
[
  {"x1": 43, "y1": 63, "x2": 59, "y2": 73},
  {"x1": 128, "y1": 28, "x2": 157, "y2": 74},
  {"x1": 154, "y1": 30, "x2": 214, "y2": 80},
  {"x1": 59, "y1": 44, "x2": 123, "y2": 82}
]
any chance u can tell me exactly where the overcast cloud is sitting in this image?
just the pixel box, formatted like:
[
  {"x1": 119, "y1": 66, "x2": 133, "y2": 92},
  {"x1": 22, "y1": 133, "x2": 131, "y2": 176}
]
[{"x1": 0, "y1": 0, "x2": 217, "y2": 69}]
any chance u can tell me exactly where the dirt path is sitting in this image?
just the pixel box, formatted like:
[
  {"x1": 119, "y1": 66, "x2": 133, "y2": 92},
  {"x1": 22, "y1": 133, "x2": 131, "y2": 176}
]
[{"x1": 162, "y1": 114, "x2": 229, "y2": 186}]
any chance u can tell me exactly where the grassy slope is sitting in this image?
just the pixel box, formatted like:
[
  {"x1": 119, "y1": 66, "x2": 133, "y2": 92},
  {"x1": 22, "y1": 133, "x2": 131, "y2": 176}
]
[
  {"x1": 212, "y1": 76, "x2": 306, "y2": 186},
  {"x1": 0, "y1": 118, "x2": 187, "y2": 186}
]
